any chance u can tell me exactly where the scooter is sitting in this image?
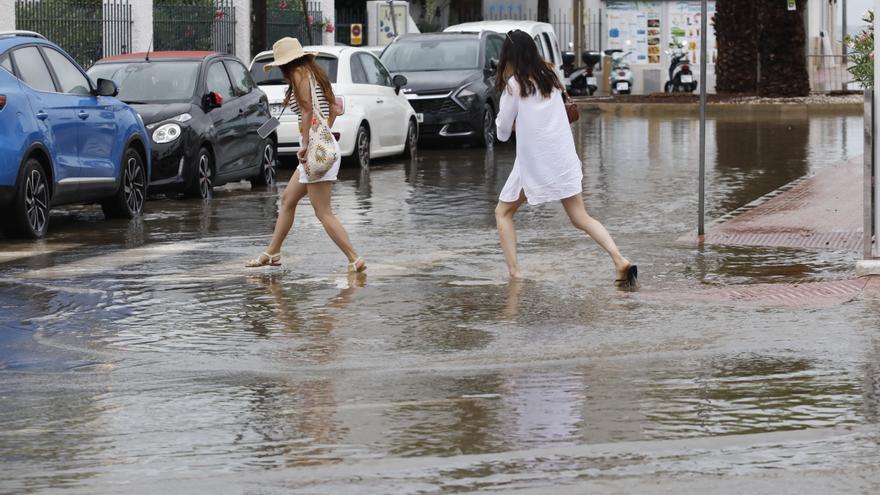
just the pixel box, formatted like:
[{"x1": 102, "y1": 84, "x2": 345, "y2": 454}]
[
  {"x1": 563, "y1": 50, "x2": 601, "y2": 96},
  {"x1": 665, "y1": 38, "x2": 697, "y2": 93},
  {"x1": 607, "y1": 50, "x2": 633, "y2": 95}
]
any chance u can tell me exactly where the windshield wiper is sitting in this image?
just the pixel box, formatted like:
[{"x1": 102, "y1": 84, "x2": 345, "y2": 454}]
[{"x1": 122, "y1": 100, "x2": 150, "y2": 104}]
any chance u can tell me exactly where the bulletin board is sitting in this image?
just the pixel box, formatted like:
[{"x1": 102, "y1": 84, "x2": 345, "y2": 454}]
[
  {"x1": 605, "y1": 1, "x2": 663, "y2": 65},
  {"x1": 668, "y1": 1, "x2": 717, "y2": 65}
]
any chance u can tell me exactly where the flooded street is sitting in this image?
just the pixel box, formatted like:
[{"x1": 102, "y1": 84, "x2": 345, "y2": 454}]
[{"x1": 3, "y1": 110, "x2": 880, "y2": 493}]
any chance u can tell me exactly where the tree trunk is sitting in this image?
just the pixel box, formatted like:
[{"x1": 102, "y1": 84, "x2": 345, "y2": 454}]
[
  {"x1": 301, "y1": 0, "x2": 314, "y2": 45},
  {"x1": 714, "y1": 0, "x2": 758, "y2": 94},
  {"x1": 757, "y1": 0, "x2": 810, "y2": 97}
]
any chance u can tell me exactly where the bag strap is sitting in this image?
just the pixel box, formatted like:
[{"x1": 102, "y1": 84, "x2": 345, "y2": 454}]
[{"x1": 308, "y1": 72, "x2": 327, "y2": 122}]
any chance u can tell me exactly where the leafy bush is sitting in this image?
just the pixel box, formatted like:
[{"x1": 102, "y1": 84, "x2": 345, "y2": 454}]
[{"x1": 847, "y1": 11, "x2": 874, "y2": 89}]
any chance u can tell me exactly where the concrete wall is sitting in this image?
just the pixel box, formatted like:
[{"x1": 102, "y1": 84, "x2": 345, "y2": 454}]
[
  {"x1": 233, "y1": 0, "x2": 251, "y2": 62},
  {"x1": 321, "y1": 0, "x2": 334, "y2": 45},
  {"x1": 128, "y1": 0, "x2": 153, "y2": 53},
  {"x1": 0, "y1": 0, "x2": 17, "y2": 32}
]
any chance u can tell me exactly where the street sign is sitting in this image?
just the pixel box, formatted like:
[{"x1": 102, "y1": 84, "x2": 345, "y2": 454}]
[
  {"x1": 788, "y1": 0, "x2": 796, "y2": 11},
  {"x1": 351, "y1": 23, "x2": 363, "y2": 46}
]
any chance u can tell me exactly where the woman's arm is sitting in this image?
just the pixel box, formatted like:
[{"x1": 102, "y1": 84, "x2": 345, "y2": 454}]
[
  {"x1": 328, "y1": 98, "x2": 339, "y2": 128},
  {"x1": 495, "y1": 78, "x2": 519, "y2": 142},
  {"x1": 292, "y1": 69, "x2": 313, "y2": 152}
]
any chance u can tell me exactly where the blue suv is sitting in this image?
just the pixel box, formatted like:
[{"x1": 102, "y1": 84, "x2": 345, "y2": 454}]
[{"x1": 0, "y1": 31, "x2": 150, "y2": 238}]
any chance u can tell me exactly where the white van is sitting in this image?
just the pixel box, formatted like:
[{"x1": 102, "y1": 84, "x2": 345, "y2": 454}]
[{"x1": 444, "y1": 20, "x2": 564, "y2": 83}]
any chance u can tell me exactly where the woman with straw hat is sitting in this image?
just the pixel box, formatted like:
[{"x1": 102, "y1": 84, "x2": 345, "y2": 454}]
[{"x1": 246, "y1": 37, "x2": 366, "y2": 272}]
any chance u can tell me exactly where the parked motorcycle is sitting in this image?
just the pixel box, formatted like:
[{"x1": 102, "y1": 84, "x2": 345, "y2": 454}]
[
  {"x1": 606, "y1": 50, "x2": 633, "y2": 95},
  {"x1": 664, "y1": 38, "x2": 697, "y2": 93},
  {"x1": 564, "y1": 50, "x2": 601, "y2": 96}
]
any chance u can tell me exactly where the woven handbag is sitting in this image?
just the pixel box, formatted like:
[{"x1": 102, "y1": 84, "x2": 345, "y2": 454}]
[{"x1": 303, "y1": 72, "x2": 338, "y2": 181}]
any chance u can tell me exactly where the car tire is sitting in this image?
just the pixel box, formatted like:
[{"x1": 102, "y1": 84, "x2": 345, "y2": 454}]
[
  {"x1": 345, "y1": 124, "x2": 370, "y2": 168},
  {"x1": 186, "y1": 147, "x2": 214, "y2": 199},
  {"x1": 250, "y1": 139, "x2": 277, "y2": 188},
  {"x1": 404, "y1": 118, "x2": 418, "y2": 158},
  {"x1": 8, "y1": 158, "x2": 51, "y2": 239},
  {"x1": 102, "y1": 147, "x2": 146, "y2": 219},
  {"x1": 476, "y1": 106, "x2": 496, "y2": 148}
]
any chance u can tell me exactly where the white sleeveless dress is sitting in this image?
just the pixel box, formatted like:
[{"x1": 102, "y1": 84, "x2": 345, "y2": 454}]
[
  {"x1": 495, "y1": 78, "x2": 583, "y2": 205},
  {"x1": 290, "y1": 74, "x2": 341, "y2": 184}
]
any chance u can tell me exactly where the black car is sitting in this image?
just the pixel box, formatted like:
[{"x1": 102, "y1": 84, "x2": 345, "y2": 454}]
[
  {"x1": 381, "y1": 32, "x2": 503, "y2": 147},
  {"x1": 88, "y1": 51, "x2": 276, "y2": 199}
]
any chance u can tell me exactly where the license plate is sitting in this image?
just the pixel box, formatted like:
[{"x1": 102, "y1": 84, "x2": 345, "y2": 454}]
[
  {"x1": 681, "y1": 75, "x2": 693, "y2": 83},
  {"x1": 586, "y1": 77, "x2": 597, "y2": 86},
  {"x1": 416, "y1": 113, "x2": 424, "y2": 123},
  {"x1": 270, "y1": 103, "x2": 284, "y2": 117},
  {"x1": 616, "y1": 82, "x2": 629, "y2": 91}
]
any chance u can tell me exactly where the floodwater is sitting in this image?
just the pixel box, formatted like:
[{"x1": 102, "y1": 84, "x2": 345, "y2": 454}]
[{"x1": 2, "y1": 110, "x2": 879, "y2": 493}]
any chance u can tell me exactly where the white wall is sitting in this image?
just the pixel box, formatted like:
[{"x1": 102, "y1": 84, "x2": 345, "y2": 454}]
[
  {"x1": 129, "y1": 0, "x2": 153, "y2": 53},
  {"x1": 233, "y1": 0, "x2": 251, "y2": 62},
  {"x1": 321, "y1": 0, "x2": 334, "y2": 45},
  {"x1": 0, "y1": 0, "x2": 17, "y2": 32}
]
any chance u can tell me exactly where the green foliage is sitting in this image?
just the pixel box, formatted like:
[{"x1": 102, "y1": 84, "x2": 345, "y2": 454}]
[{"x1": 846, "y1": 11, "x2": 874, "y2": 89}]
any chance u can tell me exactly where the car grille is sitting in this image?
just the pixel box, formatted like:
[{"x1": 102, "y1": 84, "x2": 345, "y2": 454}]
[{"x1": 409, "y1": 97, "x2": 461, "y2": 115}]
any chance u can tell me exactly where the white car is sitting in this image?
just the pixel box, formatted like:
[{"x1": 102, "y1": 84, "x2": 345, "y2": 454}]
[
  {"x1": 249, "y1": 46, "x2": 418, "y2": 168},
  {"x1": 444, "y1": 20, "x2": 565, "y2": 85}
]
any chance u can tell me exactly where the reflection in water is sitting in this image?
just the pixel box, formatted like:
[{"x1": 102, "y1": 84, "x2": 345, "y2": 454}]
[{"x1": 714, "y1": 118, "x2": 809, "y2": 214}]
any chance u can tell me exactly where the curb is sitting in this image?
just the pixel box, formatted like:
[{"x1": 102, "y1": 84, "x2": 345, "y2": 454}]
[
  {"x1": 856, "y1": 260, "x2": 880, "y2": 277},
  {"x1": 574, "y1": 101, "x2": 863, "y2": 117}
]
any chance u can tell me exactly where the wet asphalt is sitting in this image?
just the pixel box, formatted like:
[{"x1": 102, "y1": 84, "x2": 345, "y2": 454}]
[{"x1": 2, "y1": 109, "x2": 879, "y2": 493}]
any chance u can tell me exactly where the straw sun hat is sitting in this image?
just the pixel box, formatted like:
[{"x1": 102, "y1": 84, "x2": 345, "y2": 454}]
[{"x1": 262, "y1": 37, "x2": 316, "y2": 72}]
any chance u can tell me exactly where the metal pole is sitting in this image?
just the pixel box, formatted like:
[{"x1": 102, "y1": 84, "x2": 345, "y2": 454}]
[
  {"x1": 388, "y1": 0, "x2": 398, "y2": 37},
  {"x1": 842, "y1": 0, "x2": 847, "y2": 91},
  {"x1": 874, "y1": 0, "x2": 880, "y2": 257},
  {"x1": 698, "y1": 0, "x2": 708, "y2": 236}
]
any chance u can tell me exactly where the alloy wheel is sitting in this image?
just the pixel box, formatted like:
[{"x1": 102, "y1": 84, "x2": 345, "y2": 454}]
[
  {"x1": 198, "y1": 154, "x2": 212, "y2": 198},
  {"x1": 408, "y1": 121, "x2": 417, "y2": 153},
  {"x1": 357, "y1": 128, "x2": 370, "y2": 168},
  {"x1": 123, "y1": 156, "x2": 145, "y2": 214},
  {"x1": 24, "y1": 169, "x2": 49, "y2": 234},
  {"x1": 262, "y1": 144, "x2": 276, "y2": 185},
  {"x1": 484, "y1": 108, "x2": 496, "y2": 146}
]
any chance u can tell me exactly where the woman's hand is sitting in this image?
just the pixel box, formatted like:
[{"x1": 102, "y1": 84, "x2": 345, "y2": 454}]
[{"x1": 297, "y1": 147, "x2": 307, "y2": 163}]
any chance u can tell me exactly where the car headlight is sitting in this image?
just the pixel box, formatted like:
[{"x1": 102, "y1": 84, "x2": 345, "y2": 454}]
[
  {"x1": 454, "y1": 87, "x2": 478, "y2": 110},
  {"x1": 153, "y1": 123, "x2": 182, "y2": 144}
]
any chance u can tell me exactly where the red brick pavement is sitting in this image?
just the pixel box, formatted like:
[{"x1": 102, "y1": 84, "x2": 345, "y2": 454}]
[
  {"x1": 700, "y1": 158, "x2": 863, "y2": 251},
  {"x1": 645, "y1": 279, "x2": 870, "y2": 309}
]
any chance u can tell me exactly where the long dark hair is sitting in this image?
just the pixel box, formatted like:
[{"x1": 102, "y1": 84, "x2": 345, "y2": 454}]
[
  {"x1": 495, "y1": 29, "x2": 562, "y2": 98},
  {"x1": 281, "y1": 54, "x2": 335, "y2": 111}
]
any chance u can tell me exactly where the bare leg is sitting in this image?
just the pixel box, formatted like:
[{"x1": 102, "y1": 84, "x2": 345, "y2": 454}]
[
  {"x1": 268, "y1": 169, "x2": 308, "y2": 254},
  {"x1": 495, "y1": 190, "x2": 527, "y2": 279},
  {"x1": 560, "y1": 193, "x2": 631, "y2": 277},
  {"x1": 307, "y1": 181, "x2": 365, "y2": 270},
  {"x1": 247, "y1": 170, "x2": 308, "y2": 266}
]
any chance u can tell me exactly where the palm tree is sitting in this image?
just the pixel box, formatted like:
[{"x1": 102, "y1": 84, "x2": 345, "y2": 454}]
[
  {"x1": 756, "y1": 0, "x2": 809, "y2": 96},
  {"x1": 714, "y1": 0, "x2": 758, "y2": 94}
]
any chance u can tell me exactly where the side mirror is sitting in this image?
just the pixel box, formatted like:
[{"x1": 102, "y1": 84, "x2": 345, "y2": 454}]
[
  {"x1": 392, "y1": 74, "x2": 407, "y2": 95},
  {"x1": 488, "y1": 58, "x2": 498, "y2": 72},
  {"x1": 95, "y1": 78, "x2": 118, "y2": 97},
  {"x1": 203, "y1": 91, "x2": 223, "y2": 109}
]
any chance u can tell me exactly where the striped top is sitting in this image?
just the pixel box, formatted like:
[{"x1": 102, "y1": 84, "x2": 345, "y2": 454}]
[{"x1": 288, "y1": 75, "x2": 332, "y2": 118}]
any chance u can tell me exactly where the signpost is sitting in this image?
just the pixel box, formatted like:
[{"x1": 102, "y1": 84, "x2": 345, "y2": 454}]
[
  {"x1": 697, "y1": 0, "x2": 708, "y2": 236},
  {"x1": 350, "y1": 23, "x2": 363, "y2": 46}
]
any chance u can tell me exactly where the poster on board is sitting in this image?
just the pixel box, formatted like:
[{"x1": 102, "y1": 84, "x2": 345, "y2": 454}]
[
  {"x1": 606, "y1": 1, "x2": 662, "y2": 65},
  {"x1": 668, "y1": 1, "x2": 717, "y2": 65}
]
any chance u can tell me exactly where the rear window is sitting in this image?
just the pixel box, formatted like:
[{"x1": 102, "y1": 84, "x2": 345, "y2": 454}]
[{"x1": 249, "y1": 55, "x2": 338, "y2": 85}]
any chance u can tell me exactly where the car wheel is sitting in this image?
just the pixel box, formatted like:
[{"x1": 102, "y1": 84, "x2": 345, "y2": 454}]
[
  {"x1": 250, "y1": 140, "x2": 277, "y2": 188},
  {"x1": 477, "y1": 106, "x2": 496, "y2": 148},
  {"x1": 9, "y1": 159, "x2": 50, "y2": 239},
  {"x1": 404, "y1": 119, "x2": 418, "y2": 158},
  {"x1": 345, "y1": 124, "x2": 370, "y2": 168},
  {"x1": 102, "y1": 147, "x2": 146, "y2": 219},
  {"x1": 186, "y1": 147, "x2": 214, "y2": 199}
]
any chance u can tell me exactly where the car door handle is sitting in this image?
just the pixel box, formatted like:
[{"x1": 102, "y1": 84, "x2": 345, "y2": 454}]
[
  {"x1": 77, "y1": 111, "x2": 89, "y2": 120},
  {"x1": 36, "y1": 111, "x2": 48, "y2": 120},
  {"x1": 376, "y1": 99, "x2": 384, "y2": 104},
  {"x1": 239, "y1": 108, "x2": 245, "y2": 115}
]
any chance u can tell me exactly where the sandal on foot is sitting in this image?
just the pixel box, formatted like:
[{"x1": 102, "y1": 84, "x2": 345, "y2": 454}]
[
  {"x1": 348, "y1": 256, "x2": 367, "y2": 273},
  {"x1": 245, "y1": 252, "x2": 281, "y2": 268},
  {"x1": 615, "y1": 264, "x2": 638, "y2": 288}
]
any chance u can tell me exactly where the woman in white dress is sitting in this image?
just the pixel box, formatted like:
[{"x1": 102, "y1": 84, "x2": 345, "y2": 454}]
[
  {"x1": 494, "y1": 30, "x2": 636, "y2": 286},
  {"x1": 246, "y1": 37, "x2": 366, "y2": 272}
]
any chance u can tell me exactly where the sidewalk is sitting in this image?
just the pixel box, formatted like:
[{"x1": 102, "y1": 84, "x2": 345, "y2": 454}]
[{"x1": 702, "y1": 157, "x2": 863, "y2": 251}]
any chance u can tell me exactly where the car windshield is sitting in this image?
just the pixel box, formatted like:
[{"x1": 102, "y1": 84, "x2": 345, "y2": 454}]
[
  {"x1": 250, "y1": 55, "x2": 338, "y2": 85},
  {"x1": 87, "y1": 61, "x2": 200, "y2": 103},
  {"x1": 381, "y1": 38, "x2": 480, "y2": 71}
]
